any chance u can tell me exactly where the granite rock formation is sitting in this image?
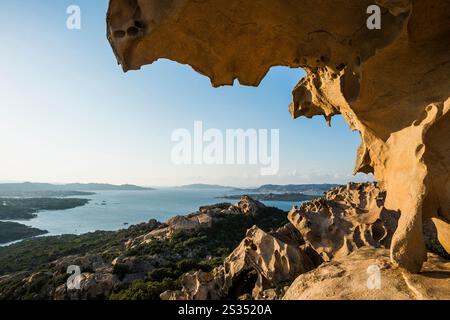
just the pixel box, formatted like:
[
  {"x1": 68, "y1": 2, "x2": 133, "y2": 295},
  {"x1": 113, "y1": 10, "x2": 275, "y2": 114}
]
[
  {"x1": 283, "y1": 247, "x2": 450, "y2": 300},
  {"x1": 161, "y1": 226, "x2": 318, "y2": 300},
  {"x1": 288, "y1": 183, "x2": 399, "y2": 261},
  {"x1": 0, "y1": 196, "x2": 284, "y2": 300},
  {"x1": 126, "y1": 196, "x2": 266, "y2": 245},
  {"x1": 161, "y1": 182, "x2": 424, "y2": 300},
  {"x1": 106, "y1": 0, "x2": 450, "y2": 273}
]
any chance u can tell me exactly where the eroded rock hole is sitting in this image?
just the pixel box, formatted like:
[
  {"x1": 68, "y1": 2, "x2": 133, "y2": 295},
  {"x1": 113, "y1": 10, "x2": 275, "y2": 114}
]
[
  {"x1": 127, "y1": 26, "x2": 139, "y2": 36},
  {"x1": 114, "y1": 30, "x2": 126, "y2": 39},
  {"x1": 134, "y1": 20, "x2": 145, "y2": 29}
]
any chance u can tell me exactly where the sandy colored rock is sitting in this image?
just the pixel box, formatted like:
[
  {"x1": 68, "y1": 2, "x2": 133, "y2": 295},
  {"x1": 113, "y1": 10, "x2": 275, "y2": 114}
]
[
  {"x1": 130, "y1": 196, "x2": 267, "y2": 244},
  {"x1": 160, "y1": 269, "x2": 224, "y2": 300},
  {"x1": 283, "y1": 247, "x2": 450, "y2": 300},
  {"x1": 161, "y1": 226, "x2": 316, "y2": 300},
  {"x1": 222, "y1": 226, "x2": 315, "y2": 298},
  {"x1": 231, "y1": 195, "x2": 266, "y2": 215},
  {"x1": 432, "y1": 217, "x2": 450, "y2": 254},
  {"x1": 107, "y1": 0, "x2": 450, "y2": 272},
  {"x1": 288, "y1": 182, "x2": 399, "y2": 261}
]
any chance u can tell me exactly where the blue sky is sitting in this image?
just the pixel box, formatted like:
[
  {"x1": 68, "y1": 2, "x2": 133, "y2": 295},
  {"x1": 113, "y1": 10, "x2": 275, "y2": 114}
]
[{"x1": 0, "y1": 0, "x2": 371, "y2": 187}]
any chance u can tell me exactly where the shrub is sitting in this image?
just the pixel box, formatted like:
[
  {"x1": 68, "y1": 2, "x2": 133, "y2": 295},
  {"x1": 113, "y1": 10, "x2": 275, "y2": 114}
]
[{"x1": 112, "y1": 263, "x2": 131, "y2": 281}]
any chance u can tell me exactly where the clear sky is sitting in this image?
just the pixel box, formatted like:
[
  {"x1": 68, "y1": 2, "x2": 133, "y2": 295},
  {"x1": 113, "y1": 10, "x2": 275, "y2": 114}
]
[{"x1": 0, "y1": 0, "x2": 371, "y2": 187}]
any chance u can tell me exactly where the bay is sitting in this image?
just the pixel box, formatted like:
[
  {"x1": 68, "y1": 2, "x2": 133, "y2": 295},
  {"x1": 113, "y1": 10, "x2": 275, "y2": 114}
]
[{"x1": 2, "y1": 188, "x2": 299, "y2": 243}]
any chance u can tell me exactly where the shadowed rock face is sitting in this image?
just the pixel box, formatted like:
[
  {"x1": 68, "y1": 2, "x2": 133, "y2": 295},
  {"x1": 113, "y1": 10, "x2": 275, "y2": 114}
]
[{"x1": 106, "y1": 0, "x2": 450, "y2": 272}]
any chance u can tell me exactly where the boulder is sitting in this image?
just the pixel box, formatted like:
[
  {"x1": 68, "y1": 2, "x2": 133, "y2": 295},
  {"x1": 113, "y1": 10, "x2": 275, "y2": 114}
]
[
  {"x1": 54, "y1": 272, "x2": 119, "y2": 300},
  {"x1": 161, "y1": 226, "x2": 317, "y2": 300}
]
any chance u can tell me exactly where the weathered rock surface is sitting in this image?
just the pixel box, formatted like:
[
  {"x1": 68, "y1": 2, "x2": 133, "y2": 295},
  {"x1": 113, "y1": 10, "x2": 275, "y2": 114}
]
[
  {"x1": 161, "y1": 226, "x2": 317, "y2": 300},
  {"x1": 288, "y1": 182, "x2": 399, "y2": 261},
  {"x1": 283, "y1": 247, "x2": 450, "y2": 300},
  {"x1": 0, "y1": 196, "x2": 287, "y2": 300},
  {"x1": 54, "y1": 272, "x2": 118, "y2": 300},
  {"x1": 128, "y1": 196, "x2": 266, "y2": 245},
  {"x1": 161, "y1": 182, "x2": 410, "y2": 300},
  {"x1": 107, "y1": 0, "x2": 450, "y2": 273}
]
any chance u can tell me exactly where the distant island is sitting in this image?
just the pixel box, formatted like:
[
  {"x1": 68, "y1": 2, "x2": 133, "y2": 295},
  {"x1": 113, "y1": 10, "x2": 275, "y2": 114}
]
[
  {"x1": 0, "y1": 190, "x2": 95, "y2": 198},
  {"x1": 238, "y1": 184, "x2": 340, "y2": 194},
  {"x1": 0, "y1": 197, "x2": 90, "y2": 244},
  {"x1": 0, "y1": 182, "x2": 154, "y2": 197},
  {"x1": 61, "y1": 183, "x2": 154, "y2": 191},
  {"x1": 219, "y1": 193, "x2": 317, "y2": 202},
  {"x1": 0, "y1": 198, "x2": 90, "y2": 220},
  {"x1": 174, "y1": 183, "x2": 340, "y2": 194},
  {"x1": 0, "y1": 182, "x2": 155, "y2": 245},
  {"x1": 174, "y1": 184, "x2": 239, "y2": 190}
]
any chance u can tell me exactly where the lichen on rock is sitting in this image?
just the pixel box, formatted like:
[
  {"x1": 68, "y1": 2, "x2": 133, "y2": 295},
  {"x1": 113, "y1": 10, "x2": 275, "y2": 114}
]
[{"x1": 107, "y1": 0, "x2": 450, "y2": 273}]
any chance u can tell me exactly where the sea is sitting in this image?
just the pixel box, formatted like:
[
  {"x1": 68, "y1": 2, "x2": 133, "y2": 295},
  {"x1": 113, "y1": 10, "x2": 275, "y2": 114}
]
[{"x1": 1, "y1": 188, "x2": 303, "y2": 246}]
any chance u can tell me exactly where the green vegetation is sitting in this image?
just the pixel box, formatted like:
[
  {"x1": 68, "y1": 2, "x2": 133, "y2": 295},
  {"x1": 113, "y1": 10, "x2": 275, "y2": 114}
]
[
  {"x1": 113, "y1": 263, "x2": 131, "y2": 281},
  {"x1": 0, "y1": 222, "x2": 47, "y2": 244},
  {"x1": 110, "y1": 279, "x2": 178, "y2": 300},
  {"x1": 0, "y1": 197, "x2": 90, "y2": 220},
  {"x1": 111, "y1": 206, "x2": 288, "y2": 300},
  {"x1": 0, "y1": 205, "x2": 288, "y2": 300},
  {"x1": 0, "y1": 222, "x2": 156, "y2": 276}
]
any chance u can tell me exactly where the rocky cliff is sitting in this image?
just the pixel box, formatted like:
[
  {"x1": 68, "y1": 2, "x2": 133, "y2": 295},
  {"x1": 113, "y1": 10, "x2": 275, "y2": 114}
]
[{"x1": 106, "y1": 0, "x2": 450, "y2": 273}]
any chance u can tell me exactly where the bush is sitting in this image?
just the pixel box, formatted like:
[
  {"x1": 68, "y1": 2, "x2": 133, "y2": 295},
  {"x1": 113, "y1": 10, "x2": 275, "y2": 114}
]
[
  {"x1": 110, "y1": 279, "x2": 177, "y2": 300},
  {"x1": 148, "y1": 268, "x2": 178, "y2": 282},
  {"x1": 112, "y1": 264, "x2": 131, "y2": 281},
  {"x1": 176, "y1": 259, "x2": 202, "y2": 273}
]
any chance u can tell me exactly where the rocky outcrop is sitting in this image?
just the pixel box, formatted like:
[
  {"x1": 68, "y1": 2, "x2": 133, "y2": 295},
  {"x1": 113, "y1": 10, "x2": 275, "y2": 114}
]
[
  {"x1": 48, "y1": 255, "x2": 118, "y2": 300},
  {"x1": 54, "y1": 272, "x2": 118, "y2": 300},
  {"x1": 106, "y1": 0, "x2": 450, "y2": 273},
  {"x1": 161, "y1": 226, "x2": 318, "y2": 300},
  {"x1": 1, "y1": 188, "x2": 448, "y2": 300},
  {"x1": 161, "y1": 182, "x2": 408, "y2": 300},
  {"x1": 128, "y1": 196, "x2": 266, "y2": 245},
  {"x1": 283, "y1": 247, "x2": 450, "y2": 300},
  {"x1": 288, "y1": 183, "x2": 399, "y2": 261},
  {"x1": 0, "y1": 196, "x2": 286, "y2": 300}
]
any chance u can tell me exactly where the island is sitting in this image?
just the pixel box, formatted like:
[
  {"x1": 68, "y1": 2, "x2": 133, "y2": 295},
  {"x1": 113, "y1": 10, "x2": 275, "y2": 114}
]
[
  {"x1": 0, "y1": 221, "x2": 48, "y2": 244},
  {"x1": 218, "y1": 193, "x2": 317, "y2": 202},
  {"x1": 0, "y1": 198, "x2": 90, "y2": 220},
  {"x1": 174, "y1": 183, "x2": 238, "y2": 190},
  {"x1": 0, "y1": 182, "x2": 154, "y2": 197},
  {"x1": 0, "y1": 190, "x2": 95, "y2": 198},
  {"x1": 238, "y1": 184, "x2": 340, "y2": 194}
]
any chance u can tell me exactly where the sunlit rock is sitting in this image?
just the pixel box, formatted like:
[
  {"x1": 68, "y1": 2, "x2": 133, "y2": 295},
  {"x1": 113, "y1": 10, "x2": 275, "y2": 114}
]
[{"x1": 107, "y1": 0, "x2": 450, "y2": 272}]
